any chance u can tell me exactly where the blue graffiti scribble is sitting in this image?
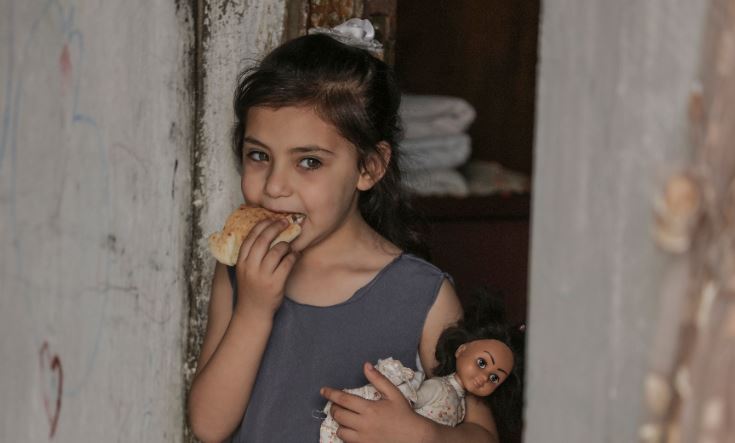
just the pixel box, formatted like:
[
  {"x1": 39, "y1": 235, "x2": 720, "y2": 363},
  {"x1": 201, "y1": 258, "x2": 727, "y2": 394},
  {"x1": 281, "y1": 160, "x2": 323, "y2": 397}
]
[{"x1": 2, "y1": 0, "x2": 112, "y2": 398}]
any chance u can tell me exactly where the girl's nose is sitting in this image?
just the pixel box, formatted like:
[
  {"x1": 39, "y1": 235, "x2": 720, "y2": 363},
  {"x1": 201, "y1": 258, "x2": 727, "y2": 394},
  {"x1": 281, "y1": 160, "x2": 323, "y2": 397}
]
[{"x1": 264, "y1": 164, "x2": 291, "y2": 198}]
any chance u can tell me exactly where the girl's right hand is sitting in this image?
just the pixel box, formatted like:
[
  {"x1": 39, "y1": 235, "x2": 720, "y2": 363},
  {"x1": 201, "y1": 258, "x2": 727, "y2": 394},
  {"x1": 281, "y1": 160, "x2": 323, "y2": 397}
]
[{"x1": 234, "y1": 218, "x2": 299, "y2": 316}]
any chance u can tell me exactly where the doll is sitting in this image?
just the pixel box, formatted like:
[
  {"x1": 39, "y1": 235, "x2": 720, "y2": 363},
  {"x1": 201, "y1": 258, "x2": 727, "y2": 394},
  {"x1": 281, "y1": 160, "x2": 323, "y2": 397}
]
[{"x1": 319, "y1": 290, "x2": 525, "y2": 442}]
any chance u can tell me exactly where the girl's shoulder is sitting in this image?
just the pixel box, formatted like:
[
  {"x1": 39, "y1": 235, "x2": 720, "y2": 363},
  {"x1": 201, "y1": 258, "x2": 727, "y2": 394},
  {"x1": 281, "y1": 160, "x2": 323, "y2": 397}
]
[
  {"x1": 365, "y1": 252, "x2": 453, "y2": 310},
  {"x1": 394, "y1": 253, "x2": 453, "y2": 285}
]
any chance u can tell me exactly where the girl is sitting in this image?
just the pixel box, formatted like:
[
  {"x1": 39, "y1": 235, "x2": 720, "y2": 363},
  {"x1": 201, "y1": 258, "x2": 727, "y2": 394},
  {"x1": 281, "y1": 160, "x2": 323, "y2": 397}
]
[{"x1": 188, "y1": 33, "x2": 499, "y2": 443}]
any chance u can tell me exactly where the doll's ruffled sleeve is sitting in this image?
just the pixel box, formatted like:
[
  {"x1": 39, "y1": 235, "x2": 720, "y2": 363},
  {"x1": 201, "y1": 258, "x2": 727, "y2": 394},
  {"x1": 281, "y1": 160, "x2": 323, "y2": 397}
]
[
  {"x1": 413, "y1": 375, "x2": 466, "y2": 426},
  {"x1": 414, "y1": 378, "x2": 446, "y2": 409}
]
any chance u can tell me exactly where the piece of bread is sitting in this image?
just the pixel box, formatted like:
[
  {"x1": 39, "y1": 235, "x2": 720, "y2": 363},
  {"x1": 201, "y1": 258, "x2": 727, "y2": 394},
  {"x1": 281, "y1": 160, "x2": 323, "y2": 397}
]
[{"x1": 208, "y1": 205, "x2": 304, "y2": 266}]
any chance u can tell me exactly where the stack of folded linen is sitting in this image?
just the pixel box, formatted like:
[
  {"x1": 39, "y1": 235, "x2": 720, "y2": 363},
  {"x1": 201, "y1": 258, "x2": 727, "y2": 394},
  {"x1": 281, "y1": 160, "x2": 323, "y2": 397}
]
[
  {"x1": 463, "y1": 160, "x2": 530, "y2": 196},
  {"x1": 399, "y1": 94, "x2": 475, "y2": 197}
]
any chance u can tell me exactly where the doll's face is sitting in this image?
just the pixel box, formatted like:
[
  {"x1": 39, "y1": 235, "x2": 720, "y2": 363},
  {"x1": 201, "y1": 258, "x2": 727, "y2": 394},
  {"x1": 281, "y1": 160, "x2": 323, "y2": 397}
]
[{"x1": 454, "y1": 339, "x2": 514, "y2": 397}]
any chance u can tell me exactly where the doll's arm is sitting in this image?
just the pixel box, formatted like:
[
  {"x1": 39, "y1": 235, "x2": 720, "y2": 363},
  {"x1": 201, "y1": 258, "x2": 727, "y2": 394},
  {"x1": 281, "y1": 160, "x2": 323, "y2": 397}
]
[{"x1": 413, "y1": 378, "x2": 445, "y2": 410}]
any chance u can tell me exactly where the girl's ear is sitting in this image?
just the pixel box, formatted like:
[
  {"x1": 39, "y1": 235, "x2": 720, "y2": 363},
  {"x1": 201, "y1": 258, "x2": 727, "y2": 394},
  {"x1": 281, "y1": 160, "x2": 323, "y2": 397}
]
[
  {"x1": 357, "y1": 141, "x2": 391, "y2": 191},
  {"x1": 454, "y1": 344, "x2": 467, "y2": 359}
]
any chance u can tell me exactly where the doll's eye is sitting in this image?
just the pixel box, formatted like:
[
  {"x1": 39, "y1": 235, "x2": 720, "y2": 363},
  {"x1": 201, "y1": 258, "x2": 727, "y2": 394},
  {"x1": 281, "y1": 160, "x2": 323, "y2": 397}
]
[
  {"x1": 476, "y1": 358, "x2": 487, "y2": 369},
  {"x1": 489, "y1": 373, "x2": 501, "y2": 384}
]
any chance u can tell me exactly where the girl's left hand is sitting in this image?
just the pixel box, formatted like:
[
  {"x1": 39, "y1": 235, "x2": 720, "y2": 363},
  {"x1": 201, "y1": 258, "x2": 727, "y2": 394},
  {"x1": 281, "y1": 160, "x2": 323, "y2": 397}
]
[{"x1": 320, "y1": 362, "x2": 432, "y2": 443}]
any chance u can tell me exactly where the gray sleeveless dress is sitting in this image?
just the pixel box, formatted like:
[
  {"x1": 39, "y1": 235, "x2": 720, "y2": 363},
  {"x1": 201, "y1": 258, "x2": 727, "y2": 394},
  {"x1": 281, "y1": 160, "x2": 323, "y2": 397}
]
[{"x1": 226, "y1": 253, "x2": 449, "y2": 443}]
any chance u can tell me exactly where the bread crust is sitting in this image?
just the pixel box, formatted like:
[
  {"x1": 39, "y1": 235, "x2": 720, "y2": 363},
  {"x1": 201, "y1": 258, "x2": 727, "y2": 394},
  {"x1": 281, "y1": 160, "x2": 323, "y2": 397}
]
[{"x1": 208, "y1": 205, "x2": 303, "y2": 266}]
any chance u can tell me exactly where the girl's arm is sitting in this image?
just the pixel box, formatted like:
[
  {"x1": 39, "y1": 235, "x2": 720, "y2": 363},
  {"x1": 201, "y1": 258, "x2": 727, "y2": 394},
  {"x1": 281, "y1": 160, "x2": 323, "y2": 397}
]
[
  {"x1": 188, "y1": 219, "x2": 298, "y2": 443},
  {"x1": 321, "y1": 279, "x2": 499, "y2": 443}
]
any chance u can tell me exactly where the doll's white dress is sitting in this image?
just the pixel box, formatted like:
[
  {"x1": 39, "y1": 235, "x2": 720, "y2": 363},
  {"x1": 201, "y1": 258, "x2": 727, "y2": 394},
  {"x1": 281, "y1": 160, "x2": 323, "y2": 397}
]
[{"x1": 319, "y1": 358, "x2": 466, "y2": 442}]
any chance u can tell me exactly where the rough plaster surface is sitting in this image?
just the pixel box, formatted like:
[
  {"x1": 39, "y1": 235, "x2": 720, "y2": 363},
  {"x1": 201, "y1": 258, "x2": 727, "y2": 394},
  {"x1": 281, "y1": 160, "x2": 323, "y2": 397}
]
[
  {"x1": 526, "y1": 1, "x2": 708, "y2": 441},
  {"x1": 0, "y1": 0, "x2": 194, "y2": 441},
  {"x1": 184, "y1": 0, "x2": 287, "y2": 435}
]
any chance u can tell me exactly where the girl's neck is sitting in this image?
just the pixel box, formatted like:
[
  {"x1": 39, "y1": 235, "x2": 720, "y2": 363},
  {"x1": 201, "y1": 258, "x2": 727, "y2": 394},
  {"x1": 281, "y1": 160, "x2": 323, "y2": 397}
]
[
  {"x1": 284, "y1": 204, "x2": 401, "y2": 306},
  {"x1": 297, "y1": 207, "x2": 399, "y2": 270}
]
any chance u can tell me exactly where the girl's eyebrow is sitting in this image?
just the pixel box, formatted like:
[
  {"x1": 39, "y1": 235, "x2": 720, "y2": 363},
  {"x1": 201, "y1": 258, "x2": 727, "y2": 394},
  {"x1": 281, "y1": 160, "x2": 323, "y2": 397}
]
[
  {"x1": 243, "y1": 136, "x2": 334, "y2": 156},
  {"x1": 290, "y1": 146, "x2": 335, "y2": 156},
  {"x1": 242, "y1": 135, "x2": 335, "y2": 156},
  {"x1": 243, "y1": 136, "x2": 270, "y2": 149}
]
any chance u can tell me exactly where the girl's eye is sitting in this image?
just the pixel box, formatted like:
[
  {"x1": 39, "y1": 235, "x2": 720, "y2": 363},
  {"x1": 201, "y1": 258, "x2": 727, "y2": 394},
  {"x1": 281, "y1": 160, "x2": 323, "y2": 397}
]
[
  {"x1": 476, "y1": 358, "x2": 487, "y2": 369},
  {"x1": 246, "y1": 150, "x2": 269, "y2": 162},
  {"x1": 489, "y1": 373, "x2": 500, "y2": 384},
  {"x1": 298, "y1": 157, "x2": 322, "y2": 170}
]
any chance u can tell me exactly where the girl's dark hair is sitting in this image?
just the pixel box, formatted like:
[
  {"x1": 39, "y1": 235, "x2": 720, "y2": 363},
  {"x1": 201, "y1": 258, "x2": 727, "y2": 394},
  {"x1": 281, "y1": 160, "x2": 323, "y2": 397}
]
[
  {"x1": 231, "y1": 34, "x2": 428, "y2": 258},
  {"x1": 433, "y1": 288, "x2": 526, "y2": 440}
]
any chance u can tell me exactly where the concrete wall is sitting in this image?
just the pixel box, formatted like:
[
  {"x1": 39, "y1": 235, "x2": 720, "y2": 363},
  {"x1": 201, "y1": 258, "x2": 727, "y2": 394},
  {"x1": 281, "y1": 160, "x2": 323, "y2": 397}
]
[
  {"x1": 0, "y1": 0, "x2": 288, "y2": 440},
  {"x1": 0, "y1": 0, "x2": 194, "y2": 440},
  {"x1": 0, "y1": 0, "x2": 287, "y2": 441},
  {"x1": 526, "y1": 1, "x2": 708, "y2": 441}
]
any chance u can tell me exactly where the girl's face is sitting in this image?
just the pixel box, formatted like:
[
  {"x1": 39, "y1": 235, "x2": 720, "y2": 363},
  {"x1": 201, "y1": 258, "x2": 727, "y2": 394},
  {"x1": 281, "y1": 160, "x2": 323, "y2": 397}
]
[
  {"x1": 454, "y1": 339, "x2": 514, "y2": 397},
  {"x1": 240, "y1": 105, "x2": 376, "y2": 252}
]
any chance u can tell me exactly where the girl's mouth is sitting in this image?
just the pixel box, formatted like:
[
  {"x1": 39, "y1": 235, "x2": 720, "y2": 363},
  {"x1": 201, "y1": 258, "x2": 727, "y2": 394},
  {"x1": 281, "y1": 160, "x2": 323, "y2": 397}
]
[
  {"x1": 265, "y1": 207, "x2": 306, "y2": 224},
  {"x1": 288, "y1": 213, "x2": 306, "y2": 224}
]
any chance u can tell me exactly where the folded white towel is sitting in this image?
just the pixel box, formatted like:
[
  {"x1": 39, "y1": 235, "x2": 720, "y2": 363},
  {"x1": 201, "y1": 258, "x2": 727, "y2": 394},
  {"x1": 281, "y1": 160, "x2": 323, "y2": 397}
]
[
  {"x1": 400, "y1": 94, "x2": 476, "y2": 138},
  {"x1": 403, "y1": 169, "x2": 469, "y2": 198},
  {"x1": 463, "y1": 160, "x2": 530, "y2": 195},
  {"x1": 400, "y1": 133, "x2": 471, "y2": 171}
]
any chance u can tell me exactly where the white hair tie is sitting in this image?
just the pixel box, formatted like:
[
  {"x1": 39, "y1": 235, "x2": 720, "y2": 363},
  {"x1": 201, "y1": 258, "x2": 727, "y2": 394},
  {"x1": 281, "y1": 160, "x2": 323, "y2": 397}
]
[{"x1": 308, "y1": 18, "x2": 383, "y2": 55}]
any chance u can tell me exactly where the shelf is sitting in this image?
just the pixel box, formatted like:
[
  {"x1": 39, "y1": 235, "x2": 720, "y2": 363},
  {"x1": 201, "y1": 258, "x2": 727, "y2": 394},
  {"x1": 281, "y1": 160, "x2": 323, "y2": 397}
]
[{"x1": 412, "y1": 193, "x2": 530, "y2": 221}]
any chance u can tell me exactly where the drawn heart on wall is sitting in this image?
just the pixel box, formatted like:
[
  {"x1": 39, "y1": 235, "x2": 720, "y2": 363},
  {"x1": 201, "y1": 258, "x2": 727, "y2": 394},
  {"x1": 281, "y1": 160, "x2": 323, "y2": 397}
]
[
  {"x1": 39, "y1": 342, "x2": 63, "y2": 438},
  {"x1": 5, "y1": 2, "x2": 111, "y2": 399}
]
